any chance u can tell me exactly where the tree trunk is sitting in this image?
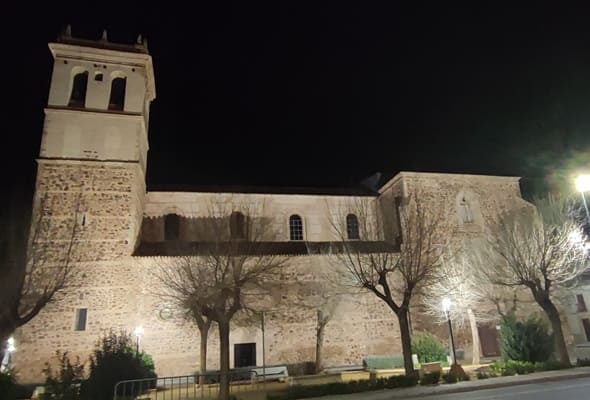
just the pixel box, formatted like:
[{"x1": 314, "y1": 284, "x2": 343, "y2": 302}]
[
  {"x1": 218, "y1": 320, "x2": 231, "y2": 400},
  {"x1": 198, "y1": 323, "x2": 211, "y2": 386},
  {"x1": 397, "y1": 308, "x2": 415, "y2": 376},
  {"x1": 467, "y1": 309, "x2": 480, "y2": 365},
  {"x1": 315, "y1": 310, "x2": 327, "y2": 374},
  {"x1": 536, "y1": 296, "x2": 571, "y2": 366}
]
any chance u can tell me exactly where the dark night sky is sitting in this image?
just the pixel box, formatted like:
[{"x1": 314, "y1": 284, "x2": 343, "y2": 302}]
[{"x1": 4, "y1": 3, "x2": 590, "y2": 198}]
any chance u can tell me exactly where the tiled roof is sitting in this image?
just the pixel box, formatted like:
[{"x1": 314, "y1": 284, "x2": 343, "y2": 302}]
[{"x1": 146, "y1": 184, "x2": 378, "y2": 196}]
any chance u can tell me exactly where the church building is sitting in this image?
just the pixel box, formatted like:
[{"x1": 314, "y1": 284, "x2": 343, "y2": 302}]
[{"x1": 14, "y1": 32, "x2": 541, "y2": 383}]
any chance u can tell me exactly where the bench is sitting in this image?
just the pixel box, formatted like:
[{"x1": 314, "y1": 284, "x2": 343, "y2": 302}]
[{"x1": 250, "y1": 366, "x2": 289, "y2": 382}]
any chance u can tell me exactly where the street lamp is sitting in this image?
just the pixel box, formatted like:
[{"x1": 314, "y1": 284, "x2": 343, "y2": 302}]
[
  {"x1": 134, "y1": 326, "x2": 144, "y2": 356},
  {"x1": 442, "y1": 298, "x2": 457, "y2": 366},
  {"x1": 575, "y1": 174, "x2": 590, "y2": 225}
]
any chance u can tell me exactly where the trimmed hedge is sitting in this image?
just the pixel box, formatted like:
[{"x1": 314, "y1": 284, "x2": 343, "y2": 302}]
[
  {"x1": 267, "y1": 375, "x2": 418, "y2": 400},
  {"x1": 419, "y1": 371, "x2": 441, "y2": 385},
  {"x1": 490, "y1": 360, "x2": 571, "y2": 376}
]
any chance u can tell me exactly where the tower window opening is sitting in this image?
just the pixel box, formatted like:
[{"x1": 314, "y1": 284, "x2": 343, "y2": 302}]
[
  {"x1": 94, "y1": 72, "x2": 103, "y2": 81},
  {"x1": 108, "y1": 77, "x2": 127, "y2": 111},
  {"x1": 68, "y1": 71, "x2": 88, "y2": 108}
]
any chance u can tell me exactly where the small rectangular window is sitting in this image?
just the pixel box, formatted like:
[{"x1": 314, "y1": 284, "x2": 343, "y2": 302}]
[
  {"x1": 583, "y1": 318, "x2": 590, "y2": 341},
  {"x1": 75, "y1": 308, "x2": 87, "y2": 331},
  {"x1": 578, "y1": 294, "x2": 588, "y2": 312}
]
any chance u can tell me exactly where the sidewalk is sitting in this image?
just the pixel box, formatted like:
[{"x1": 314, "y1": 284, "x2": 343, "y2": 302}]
[{"x1": 301, "y1": 366, "x2": 590, "y2": 400}]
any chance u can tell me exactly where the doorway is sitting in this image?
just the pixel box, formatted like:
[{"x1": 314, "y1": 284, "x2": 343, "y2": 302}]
[
  {"x1": 478, "y1": 324, "x2": 501, "y2": 357},
  {"x1": 234, "y1": 343, "x2": 256, "y2": 367}
]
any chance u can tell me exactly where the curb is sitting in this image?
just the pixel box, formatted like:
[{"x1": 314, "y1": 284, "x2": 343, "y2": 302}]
[{"x1": 396, "y1": 371, "x2": 590, "y2": 399}]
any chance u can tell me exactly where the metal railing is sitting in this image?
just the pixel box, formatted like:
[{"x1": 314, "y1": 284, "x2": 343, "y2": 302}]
[{"x1": 113, "y1": 371, "x2": 260, "y2": 400}]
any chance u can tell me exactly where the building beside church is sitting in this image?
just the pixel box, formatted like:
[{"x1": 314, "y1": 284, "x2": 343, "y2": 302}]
[{"x1": 13, "y1": 32, "x2": 584, "y2": 383}]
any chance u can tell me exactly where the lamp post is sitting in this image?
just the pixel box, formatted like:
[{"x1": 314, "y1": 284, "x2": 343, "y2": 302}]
[
  {"x1": 575, "y1": 174, "x2": 590, "y2": 225},
  {"x1": 261, "y1": 311, "x2": 266, "y2": 386},
  {"x1": 442, "y1": 298, "x2": 457, "y2": 366},
  {"x1": 134, "y1": 326, "x2": 144, "y2": 356}
]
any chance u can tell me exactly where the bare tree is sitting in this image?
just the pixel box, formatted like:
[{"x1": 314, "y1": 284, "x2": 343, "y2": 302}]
[
  {"x1": 329, "y1": 194, "x2": 447, "y2": 376},
  {"x1": 155, "y1": 258, "x2": 215, "y2": 386},
  {"x1": 0, "y1": 190, "x2": 82, "y2": 362},
  {"x1": 155, "y1": 199, "x2": 290, "y2": 400},
  {"x1": 287, "y1": 254, "x2": 352, "y2": 374},
  {"x1": 421, "y1": 251, "x2": 519, "y2": 365},
  {"x1": 472, "y1": 196, "x2": 589, "y2": 365}
]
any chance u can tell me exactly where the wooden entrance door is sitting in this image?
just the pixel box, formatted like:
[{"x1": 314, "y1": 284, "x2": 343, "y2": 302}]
[
  {"x1": 234, "y1": 343, "x2": 256, "y2": 367},
  {"x1": 478, "y1": 324, "x2": 501, "y2": 357}
]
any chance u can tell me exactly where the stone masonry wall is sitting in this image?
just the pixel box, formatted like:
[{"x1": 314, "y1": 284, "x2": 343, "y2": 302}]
[{"x1": 13, "y1": 160, "x2": 145, "y2": 383}]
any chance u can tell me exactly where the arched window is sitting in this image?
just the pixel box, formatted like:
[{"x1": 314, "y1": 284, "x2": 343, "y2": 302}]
[
  {"x1": 108, "y1": 77, "x2": 127, "y2": 111},
  {"x1": 289, "y1": 214, "x2": 303, "y2": 241},
  {"x1": 230, "y1": 211, "x2": 246, "y2": 239},
  {"x1": 346, "y1": 214, "x2": 360, "y2": 239},
  {"x1": 458, "y1": 197, "x2": 473, "y2": 224},
  {"x1": 68, "y1": 71, "x2": 88, "y2": 107},
  {"x1": 164, "y1": 214, "x2": 180, "y2": 240}
]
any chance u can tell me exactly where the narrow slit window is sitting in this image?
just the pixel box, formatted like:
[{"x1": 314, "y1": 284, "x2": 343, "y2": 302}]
[
  {"x1": 75, "y1": 308, "x2": 87, "y2": 331},
  {"x1": 108, "y1": 77, "x2": 127, "y2": 111},
  {"x1": 459, "y1": 197, "x2": 473, "y2": 223},
  {"x1": 69, "y1": 71, "x2": 88, "y2": 108},
  {"x1": 289, "y1": 215, "x2": 303, "y2": 241}
]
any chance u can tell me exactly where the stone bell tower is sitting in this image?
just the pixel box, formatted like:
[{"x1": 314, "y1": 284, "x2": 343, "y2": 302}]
[
  {"x1": 37, "y1": 28, "x2": 156, "y2": 254},
  {"x1": 14, "y1": 29, "x2": 156, "y2": 383}
]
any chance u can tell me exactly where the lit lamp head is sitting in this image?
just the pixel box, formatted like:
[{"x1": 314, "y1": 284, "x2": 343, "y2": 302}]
[
  {"x1": 442, "y1": 297, "x2": 451, "y2": 314},
  {"x1": 575, "y1": 174, "x2": 590, "y2": 193},
  {"x1": 134, "y1": 326, "x2": 144, "y2": 339},
  {"x1": 6, "y1": 337, "x2": 15, "y2": 353}
]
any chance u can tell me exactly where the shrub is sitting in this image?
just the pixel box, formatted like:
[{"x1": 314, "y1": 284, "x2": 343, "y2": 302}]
[
  {"x1": 420, "y1": 371, "x2": 440, "y2": 385},
  {"x1": 441, "y1": 364, "x2": 469, "y2": 384},
  {"x1": 80, "y1": 330, "x2": 157, "y2": 400},
  {"x1": 43, "y1": 351, "x2": 85, "y2": 400},
  {"x1": 0, "y1": 369, "x2": 17, "y2": 400},
  {"x1": 411, "y1": 333, "x2": 448, "y2": 364},
  {"x1": 577, "y1": 357, "x2": 590, "y2": 367},
  {"x1": 489, "y1": 359, "x2": 570, "y2": 376},
  {"x1": 476, "y1": 370, "x2": 492, "y2": 379},
  {"x1": 499, "y1": 314, "x2": 553, "y2": 363},
  {"x1": 441, "y1": 372, "x2": 457, "y2": 384},
  {"x1": 265, "y1": 374, "x2": 418, "y2": 400},
  {"x1": 534, "y1": 360, "x2": 571, "y2": 371}
]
